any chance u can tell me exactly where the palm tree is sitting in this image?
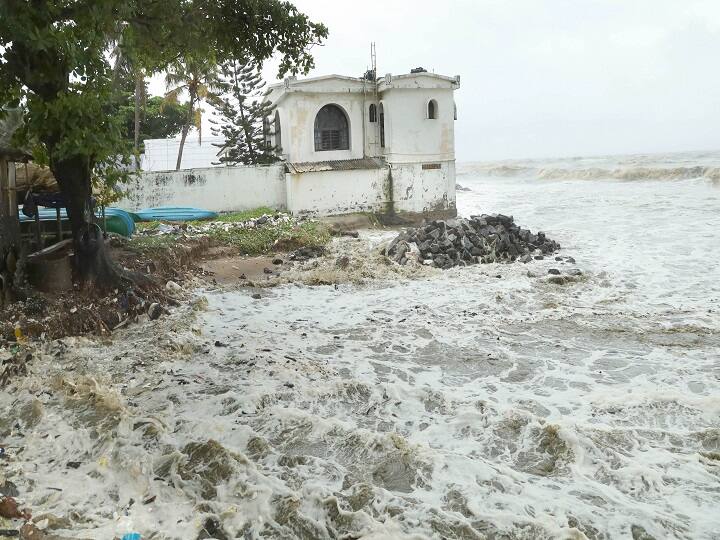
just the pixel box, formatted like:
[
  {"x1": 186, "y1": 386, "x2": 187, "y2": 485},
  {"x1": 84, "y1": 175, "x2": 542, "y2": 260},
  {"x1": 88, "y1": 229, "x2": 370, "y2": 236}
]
[{"x1": 165, "y1": 59, "x2": 221, "y2": 170}]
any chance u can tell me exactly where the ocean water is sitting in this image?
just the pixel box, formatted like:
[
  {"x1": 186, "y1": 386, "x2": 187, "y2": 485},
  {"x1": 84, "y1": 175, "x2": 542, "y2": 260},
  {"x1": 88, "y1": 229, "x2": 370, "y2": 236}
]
[{"x1": 1, "y1": 152, "x2": 719, "y2": 539}]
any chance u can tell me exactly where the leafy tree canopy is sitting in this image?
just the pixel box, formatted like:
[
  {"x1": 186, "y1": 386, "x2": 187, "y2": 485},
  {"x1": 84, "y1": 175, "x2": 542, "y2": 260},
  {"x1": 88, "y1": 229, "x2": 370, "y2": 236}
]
[
  {"x1": 0, "y1": 0, "x2": 327, "y2": 168},
  {"x1": 0, "y1": 0, "x2": 327, "y2": 287},
  {"x1": 119, "y1": 95, "x2": 190, "y2": 152}
]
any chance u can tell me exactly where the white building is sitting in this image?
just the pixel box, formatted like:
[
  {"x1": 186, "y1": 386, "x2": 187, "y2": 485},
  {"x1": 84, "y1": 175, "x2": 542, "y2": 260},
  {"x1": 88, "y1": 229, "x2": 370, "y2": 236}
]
[
  {"x1": 265, "y1": 70, "x2": 460, "y2": 220},
  {"x1": 121, "y1": 69, "x2": 461, "y2": 222},
  {"x1": 142, "y1": 137, "x2": 225, "y2": 171}
]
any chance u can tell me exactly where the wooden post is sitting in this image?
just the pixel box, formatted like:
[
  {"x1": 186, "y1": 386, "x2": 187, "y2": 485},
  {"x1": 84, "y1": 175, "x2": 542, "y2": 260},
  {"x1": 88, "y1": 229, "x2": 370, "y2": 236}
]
[
  {"x1": 34, "y1": 208, "x2": 42, "y2": 249},
  {"x1": 56, "y1": 207, "x2": 63, "y2": 240},
  {"x1": 0, "y1": 157, "x2": 8, "y2": 220},
  {"x1": 0, "y1": 157, "x2": 20, "y2": 248}
]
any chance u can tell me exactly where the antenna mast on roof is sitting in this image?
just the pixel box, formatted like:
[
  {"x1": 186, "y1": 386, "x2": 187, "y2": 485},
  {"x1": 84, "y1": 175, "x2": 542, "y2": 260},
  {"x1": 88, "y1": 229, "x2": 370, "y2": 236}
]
[{"x1": 370, "y1": 42, "x2": 378, "y2": 97}]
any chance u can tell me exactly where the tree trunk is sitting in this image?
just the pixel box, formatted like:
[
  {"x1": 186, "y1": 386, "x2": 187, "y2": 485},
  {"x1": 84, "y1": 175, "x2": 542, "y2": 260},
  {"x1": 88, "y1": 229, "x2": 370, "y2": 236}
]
[
  {"x1": 51, "y1": 155, "x2": 122, "y2": 289},
  {"x1": 239, "y1": 103, "x2": 256, "y2": 164},
  {"x1": 176, "y1": 94, "x2": 195, "y2": 171}
]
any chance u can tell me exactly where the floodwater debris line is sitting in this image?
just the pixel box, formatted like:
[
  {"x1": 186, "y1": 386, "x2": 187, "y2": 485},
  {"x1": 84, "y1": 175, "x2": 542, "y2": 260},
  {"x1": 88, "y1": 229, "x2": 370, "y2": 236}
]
[{"x1": 385, "y1": 214, "x2": 560, "y2": 268}]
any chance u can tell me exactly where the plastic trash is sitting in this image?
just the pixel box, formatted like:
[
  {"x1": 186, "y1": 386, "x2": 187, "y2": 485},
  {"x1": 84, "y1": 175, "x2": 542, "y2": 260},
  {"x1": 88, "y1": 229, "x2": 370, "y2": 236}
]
[{"x1": 122, "y1": 534, "x2": 141, "y2": 540}]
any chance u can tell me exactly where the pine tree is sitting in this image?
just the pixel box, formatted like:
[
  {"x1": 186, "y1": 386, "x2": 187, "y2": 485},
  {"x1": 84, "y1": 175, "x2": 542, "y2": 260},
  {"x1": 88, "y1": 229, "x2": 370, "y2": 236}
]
[{"x1": 210, "y1": 60, "x2": 279, "y2": 166}]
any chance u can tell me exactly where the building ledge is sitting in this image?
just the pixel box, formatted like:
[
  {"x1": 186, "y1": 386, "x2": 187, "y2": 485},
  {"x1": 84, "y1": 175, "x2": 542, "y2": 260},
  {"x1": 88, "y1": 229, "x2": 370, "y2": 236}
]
[{"x1": 286, "y1": 157, "x2": 385, "y2": 174}]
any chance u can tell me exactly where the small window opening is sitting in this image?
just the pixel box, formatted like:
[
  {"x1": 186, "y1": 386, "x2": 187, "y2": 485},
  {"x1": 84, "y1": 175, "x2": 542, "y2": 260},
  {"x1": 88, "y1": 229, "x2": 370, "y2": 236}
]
[
  {"x1": 274, "y1": 111, "x2": 282, "y2": 151},
  {"x1": 314, "y1": 104, "x2": 349, "y2": 151},
  {"x1": 369, "y1": 103, "x2": 377, "y2": 123},
  {"x1": 427, "y1": 99, "x2": 437, "y2": 120},
  {"x1": 379, "y1": 103, "x2": 385, "y2": 148}
]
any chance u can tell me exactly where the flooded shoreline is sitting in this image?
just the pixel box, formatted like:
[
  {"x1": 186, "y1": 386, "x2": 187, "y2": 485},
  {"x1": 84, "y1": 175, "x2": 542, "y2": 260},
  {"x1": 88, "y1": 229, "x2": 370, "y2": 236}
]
[{"x1": 2, "y1": 153, "x2": 720, "y2": 539}]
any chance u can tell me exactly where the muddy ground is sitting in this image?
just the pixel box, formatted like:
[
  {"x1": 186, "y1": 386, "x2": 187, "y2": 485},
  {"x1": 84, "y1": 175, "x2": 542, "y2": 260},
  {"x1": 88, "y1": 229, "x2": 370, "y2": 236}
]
[{"x1": 0, "y1": 238, "x2": 304, "y2": 342}]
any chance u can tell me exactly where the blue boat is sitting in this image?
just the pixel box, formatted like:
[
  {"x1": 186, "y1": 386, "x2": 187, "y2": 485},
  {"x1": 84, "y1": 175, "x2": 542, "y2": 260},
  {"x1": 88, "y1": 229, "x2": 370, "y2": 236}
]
[
  {"x1": 133, "y1": 207, "x2": 219, "y2": 222},
  {"x1": 18, "y1": 207, "x2": 136, "y2": 237}
]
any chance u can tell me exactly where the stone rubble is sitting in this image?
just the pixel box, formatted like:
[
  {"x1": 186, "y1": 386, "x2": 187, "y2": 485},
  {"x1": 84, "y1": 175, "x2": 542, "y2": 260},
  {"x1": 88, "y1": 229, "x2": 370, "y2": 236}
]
[
  {"x1": 385, "y1": 214, "x2": 561, "y2": 269},
  {"x1": 136, "y1": 213, "x2": 293, "y2": 238}
]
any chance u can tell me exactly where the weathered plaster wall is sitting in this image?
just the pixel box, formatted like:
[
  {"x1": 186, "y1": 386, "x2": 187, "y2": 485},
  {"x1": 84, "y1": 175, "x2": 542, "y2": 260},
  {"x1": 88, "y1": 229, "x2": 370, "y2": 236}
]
[
  {"x1": 115, "y1": 160, "x2": 454, "y2": 221},
  {"x1": 390, "y1": 161, "x2": 457, "y2": 217},
  {"x1": 117, "y1": 164, "x2": 286, "y2": 212},
  {"x1": 285, "y1": 168, "x2": 389, "y2": 216},
  {"x1": 276, "y1": 93, "x2": 366, "y2": 163},
  {"x1": 380, "y1": 87, "x2": 456, "y2": 164}
]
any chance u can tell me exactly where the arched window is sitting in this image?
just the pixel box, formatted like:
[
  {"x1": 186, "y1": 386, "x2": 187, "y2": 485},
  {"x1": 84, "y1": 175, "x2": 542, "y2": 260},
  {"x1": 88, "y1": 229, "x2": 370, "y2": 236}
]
[
  {"x1": 314, "y1": 104, "x2": 349, "y2": 151},
  {"x1": 369, "y1": 103, "x2": 377, "y2": 123},
  {"x1": 379, "y1": 102, "x2": 385, "y2": 148},
  {"x1": 274, "y1": 111, "x2": 282, "y2": 151},
  {"x1": 427, "y1": 99, "x2": 438, "y2": 120},
  {"x1": 454, "y1": 102, "x2": 457, "y2": 121}
]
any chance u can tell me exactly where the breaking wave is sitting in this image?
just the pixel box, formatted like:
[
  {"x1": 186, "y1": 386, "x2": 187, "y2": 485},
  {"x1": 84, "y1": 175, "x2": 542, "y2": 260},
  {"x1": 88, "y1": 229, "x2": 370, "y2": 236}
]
[{"x1": 460, "y1": 163, "x2": 720, "y2": 182}]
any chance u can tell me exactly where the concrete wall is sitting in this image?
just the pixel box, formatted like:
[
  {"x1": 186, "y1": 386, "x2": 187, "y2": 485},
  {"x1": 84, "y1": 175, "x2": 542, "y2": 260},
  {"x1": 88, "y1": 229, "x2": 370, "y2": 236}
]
[
  {"x1": 116, "y1": 160, "x2": 455, "y2": 222},
  {"x1": 118, "y1": 164, "x2": 286, "y2": 212},
  {"x1": 391, "y1": 161, "x2": 457, "y2": 217},
  {"x1": 286, "y1": 168, "x2": 389, "y2": 216},
  {"x1": 380, "y1": 87, "x2": 456, "y2": 164}
]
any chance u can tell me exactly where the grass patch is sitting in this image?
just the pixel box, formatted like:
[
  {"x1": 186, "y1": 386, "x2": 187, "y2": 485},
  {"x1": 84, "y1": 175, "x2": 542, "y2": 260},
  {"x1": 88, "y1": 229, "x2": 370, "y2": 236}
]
[
  {"x1": 206, "y1": 220, "x2": 330, "y2": 255},
  {"x1": 127, "y1": 234, "x2": 179, "y2": 254},
  {"x1": 128, "y1": 207, "x2": 331, "y2": 257},
  {"x1": 207, "y1": 207, "x2": 277, "y2": 223}
]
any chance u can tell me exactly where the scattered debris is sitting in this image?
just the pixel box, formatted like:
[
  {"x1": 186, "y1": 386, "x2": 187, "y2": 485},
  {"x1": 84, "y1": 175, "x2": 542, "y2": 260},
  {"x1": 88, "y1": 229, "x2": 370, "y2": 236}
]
[
  {"x1": 197, "y1": 516, "x2": 229, "y2": 540},
  {"x1": 335, "y1": 256, "x2": 350, "y2": 269},
  {"x1": 147, "y1": 303, "x2": 163, "y2": 320},
  {"x1": 330, "y1": 230, "x2": 360, "y2": 238},
  {"x1": 0, "y1": 352, "x2": 31, "y2": 387},
  {"x1": 0, "y1": 482, "x2": 18, "y2": 498},
  {"x1": 136, "y1": 213, "x2": 292, "y2": 239},
  {"x1": 0, "y1": 497, "x2": 30, "y2": 520},
  {"x1": 289, "y1": 246, "x2": 325, "y2": 262},
  {"x1": 165, "y1": 281, "x2": 182, "y2": 293}
]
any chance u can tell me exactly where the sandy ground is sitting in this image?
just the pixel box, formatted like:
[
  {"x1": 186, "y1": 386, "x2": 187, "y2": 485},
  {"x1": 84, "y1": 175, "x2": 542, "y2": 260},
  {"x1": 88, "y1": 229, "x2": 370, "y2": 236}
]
[{"x1": 200, "y1": 255, "x2": 285, "y2": 285}]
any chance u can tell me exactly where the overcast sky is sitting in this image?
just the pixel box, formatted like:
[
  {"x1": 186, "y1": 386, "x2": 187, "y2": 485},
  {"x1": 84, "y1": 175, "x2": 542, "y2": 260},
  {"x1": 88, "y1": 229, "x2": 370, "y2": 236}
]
[{"x1": 160, "y1": 0, "x2": 720, "y2": 162}]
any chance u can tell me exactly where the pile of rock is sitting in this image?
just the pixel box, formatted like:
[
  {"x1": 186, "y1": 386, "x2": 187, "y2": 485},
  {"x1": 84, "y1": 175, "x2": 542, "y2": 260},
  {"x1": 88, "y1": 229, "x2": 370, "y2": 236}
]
[{"x1": 385, "y1": 214, "x2": 560, "y2": 269}]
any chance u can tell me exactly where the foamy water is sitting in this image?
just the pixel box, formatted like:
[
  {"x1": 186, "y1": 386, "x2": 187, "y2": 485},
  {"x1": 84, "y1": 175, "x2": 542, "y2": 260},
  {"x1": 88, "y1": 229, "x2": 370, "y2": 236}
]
[{"x1": 2, "y1": 152, "x2": 719, "y2": 539}]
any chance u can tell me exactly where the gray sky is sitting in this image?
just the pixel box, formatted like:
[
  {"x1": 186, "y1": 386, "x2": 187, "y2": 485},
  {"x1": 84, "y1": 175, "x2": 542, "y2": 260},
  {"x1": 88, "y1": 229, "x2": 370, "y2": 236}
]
[
  {"x1": 154, "y1": 0, "x2": 720, "y2": 162},
  {"x1": 260, "y1": 0, "x2": 720, "y2": 161}
]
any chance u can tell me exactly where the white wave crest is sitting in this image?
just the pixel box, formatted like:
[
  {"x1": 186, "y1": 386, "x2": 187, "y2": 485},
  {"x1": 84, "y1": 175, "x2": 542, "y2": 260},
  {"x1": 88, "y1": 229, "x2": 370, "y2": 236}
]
[
  {"x1": 537, "y1": 165, "x2": 720, "y2": 181},
  {"x1": 460, "y1": 163, "x2": 720, "y2": 182}
]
